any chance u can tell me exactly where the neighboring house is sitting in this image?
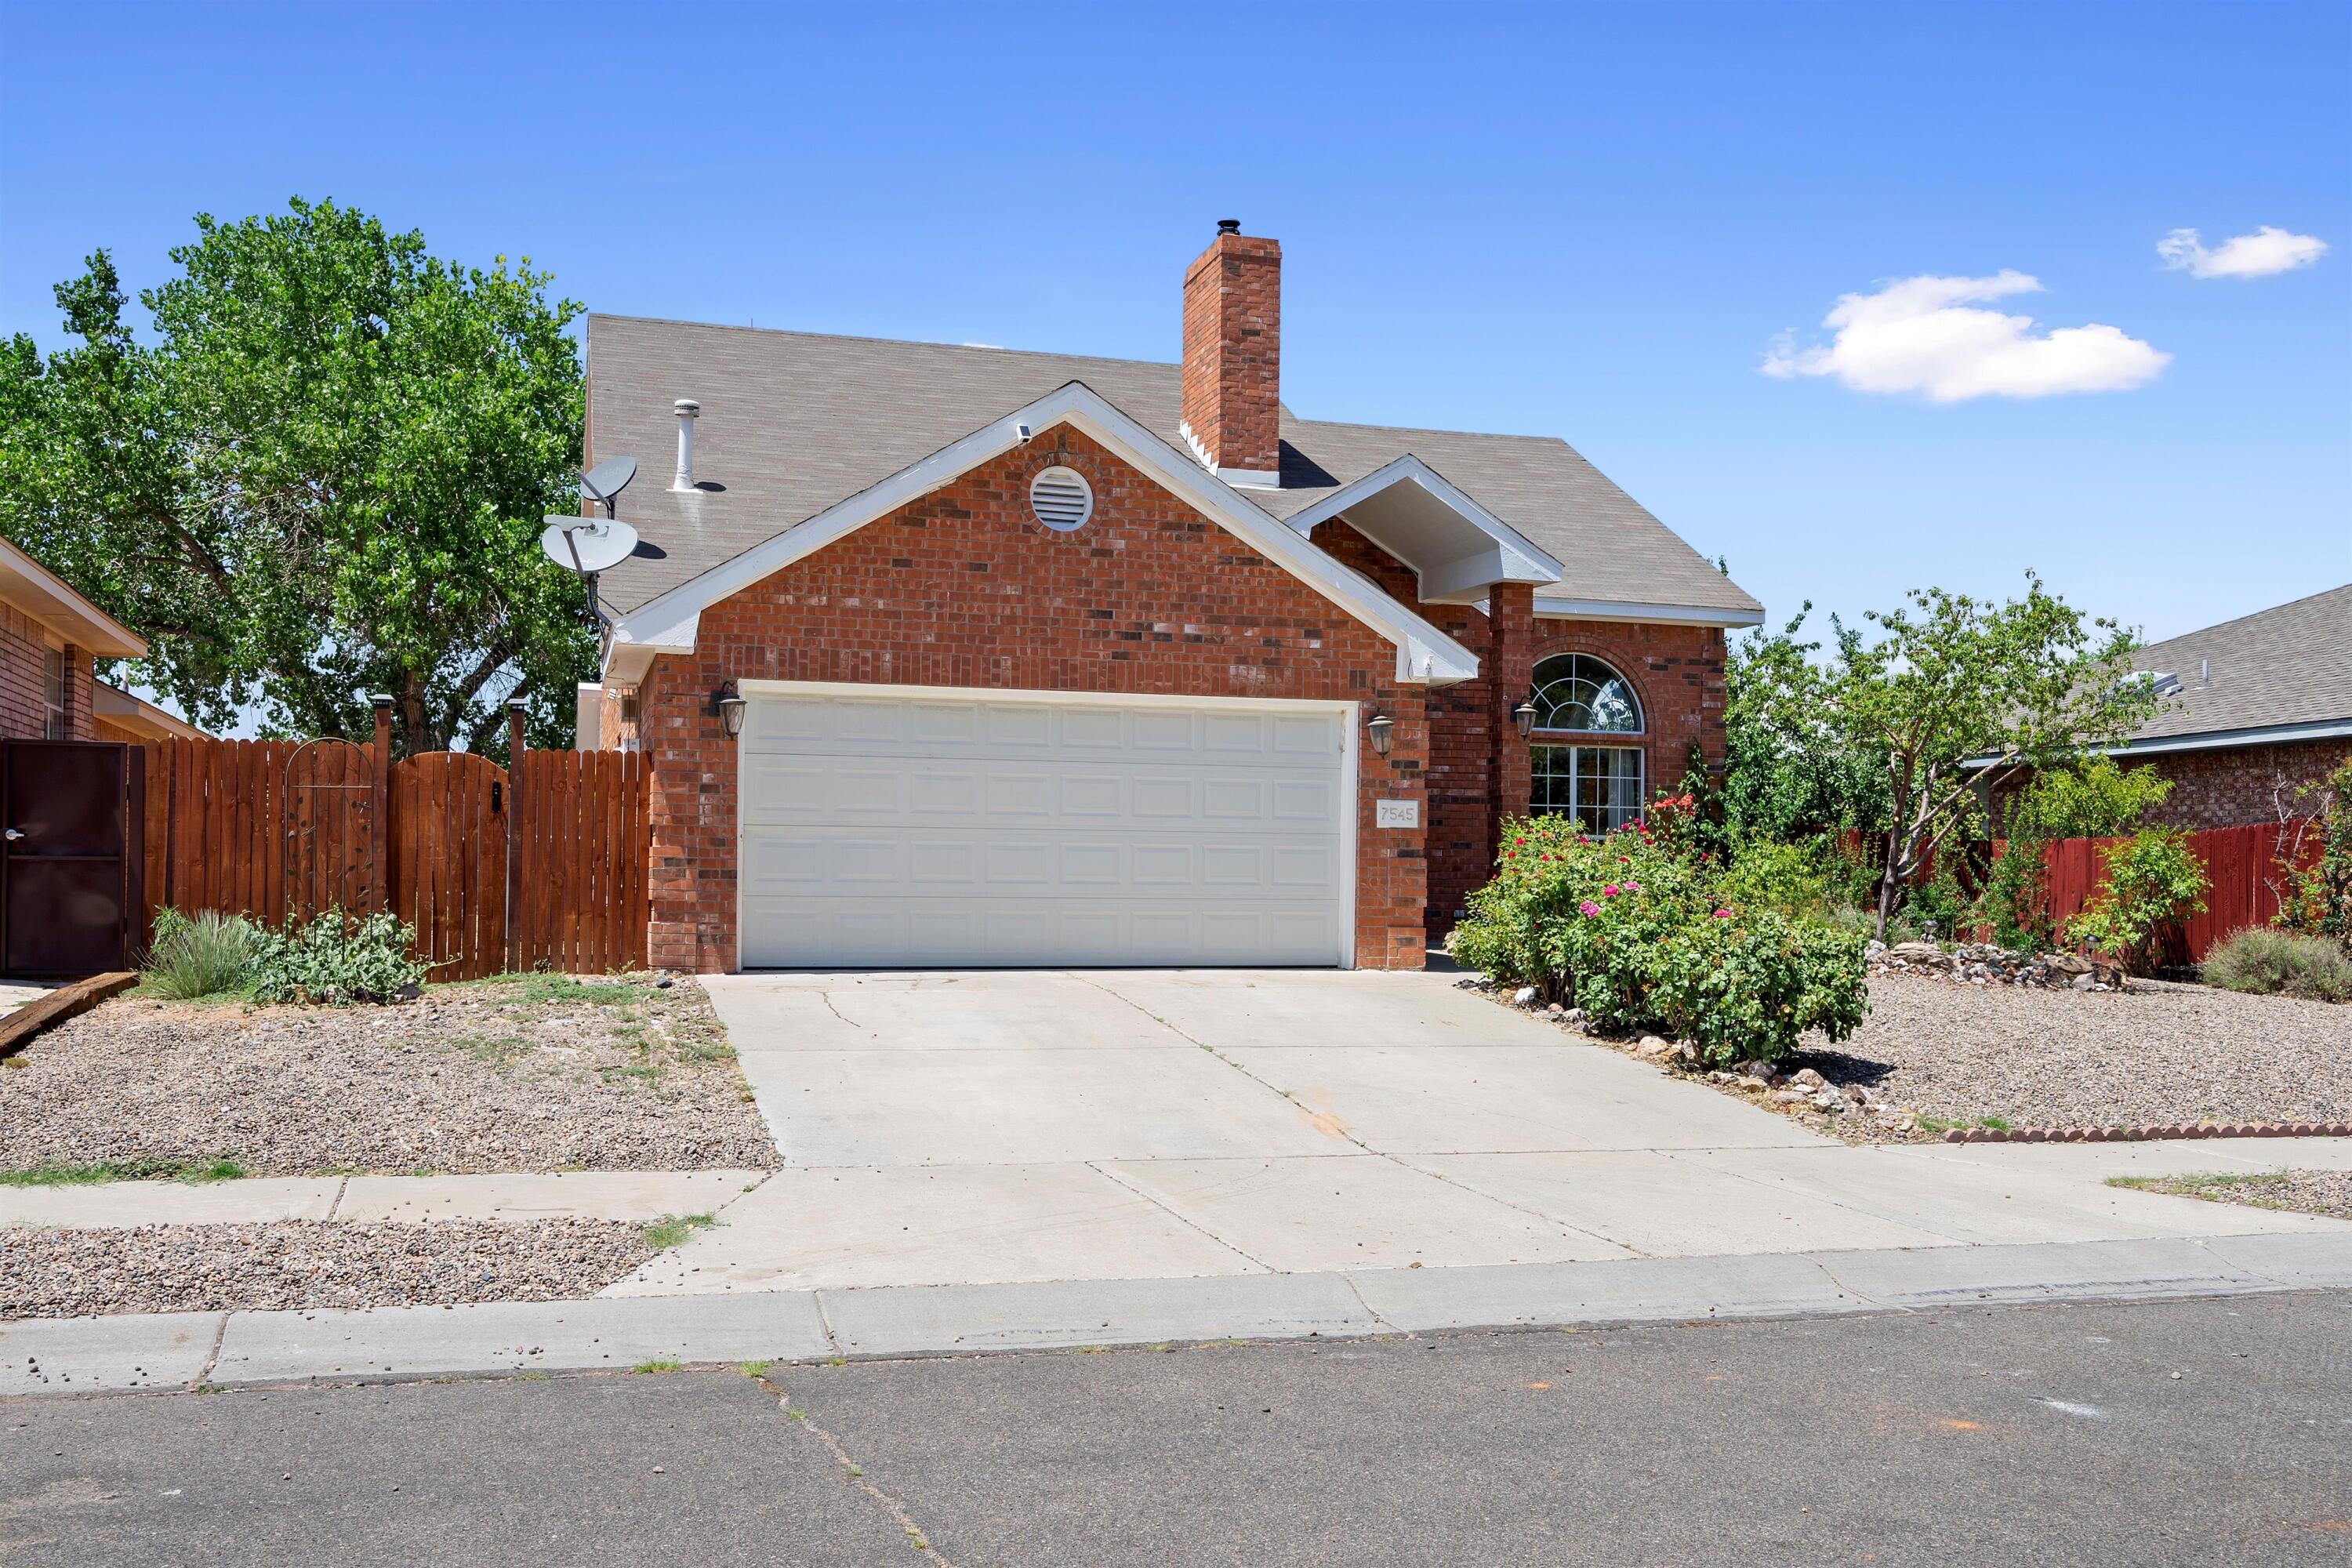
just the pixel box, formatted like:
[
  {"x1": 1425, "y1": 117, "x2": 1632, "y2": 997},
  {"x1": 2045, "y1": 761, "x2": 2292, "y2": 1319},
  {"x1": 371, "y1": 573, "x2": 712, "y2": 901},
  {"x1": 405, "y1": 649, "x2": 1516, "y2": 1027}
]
[
  {"x1": 580, "y1": 224, "x2": 1762, "y2": 973},
  {"x1": 0, "y1": 534, "x2": 146, "y2": 742},
  {"x1": 2110, "y1": 583, "x2": 2352, "y2": 830}
]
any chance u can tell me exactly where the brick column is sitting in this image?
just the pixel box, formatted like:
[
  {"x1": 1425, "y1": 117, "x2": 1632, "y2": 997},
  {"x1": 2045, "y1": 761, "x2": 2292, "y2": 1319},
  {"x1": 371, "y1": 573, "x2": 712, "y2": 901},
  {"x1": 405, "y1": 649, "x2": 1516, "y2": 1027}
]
[{"x1": 1486, "y1": 584, "x2": 1535, "y2": 862}]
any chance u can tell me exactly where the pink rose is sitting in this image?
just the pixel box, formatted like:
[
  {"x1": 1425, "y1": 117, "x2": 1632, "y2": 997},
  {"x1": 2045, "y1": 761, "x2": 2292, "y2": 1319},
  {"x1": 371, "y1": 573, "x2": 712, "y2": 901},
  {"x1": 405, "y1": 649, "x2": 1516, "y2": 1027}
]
[
  {"x1": 1579, "y1": 900, "x2": 1602, "y2": 916},
  {"x1": 1602, "y1": 884, "x2": 1620, "y2": 896},
  {"x1": 1713, "y1": 908, "x2": 1733, "y2": 918}
]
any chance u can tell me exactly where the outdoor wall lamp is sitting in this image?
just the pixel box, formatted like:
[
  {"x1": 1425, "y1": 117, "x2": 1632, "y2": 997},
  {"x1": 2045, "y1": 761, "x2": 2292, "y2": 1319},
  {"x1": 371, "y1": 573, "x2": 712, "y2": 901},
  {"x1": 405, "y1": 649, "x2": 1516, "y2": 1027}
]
[
  {"x1": 713, "y1": 680, "x2": 747, "y2": 738},
  {"x1": 1512, "y1": 699, "x2": 1537, "y2": 739},
  {"x1": 1365, "y1": 711, "x2": 1395, "y2": 757}
]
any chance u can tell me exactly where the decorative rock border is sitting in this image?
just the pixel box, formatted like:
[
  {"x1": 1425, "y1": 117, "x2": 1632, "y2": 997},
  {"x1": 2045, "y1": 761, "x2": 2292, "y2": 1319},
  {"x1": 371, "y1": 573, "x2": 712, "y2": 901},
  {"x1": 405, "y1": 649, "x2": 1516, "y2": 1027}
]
[{"x1": 1944, "y1": 1121, "x2": 2352, "y2": 1144}]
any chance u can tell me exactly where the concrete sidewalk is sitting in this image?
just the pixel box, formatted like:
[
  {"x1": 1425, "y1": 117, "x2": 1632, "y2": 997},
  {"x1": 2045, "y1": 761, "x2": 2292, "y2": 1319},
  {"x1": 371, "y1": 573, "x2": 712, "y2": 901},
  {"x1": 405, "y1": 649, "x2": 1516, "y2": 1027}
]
[{"x1": 9, "y1": 1229, "x2": 2350, "y2": 1395}]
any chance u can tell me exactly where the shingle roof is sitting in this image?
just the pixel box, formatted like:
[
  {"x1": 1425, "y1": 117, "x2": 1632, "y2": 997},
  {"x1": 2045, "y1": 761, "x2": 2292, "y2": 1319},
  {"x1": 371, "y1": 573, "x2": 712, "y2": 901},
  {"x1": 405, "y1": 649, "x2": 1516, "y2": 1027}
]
[
  {"x1": 584, "y1": 315, "x2": 1762, "y2": 620},
  {"x1": 2124, "y1": 583, "x2": 2352, "y2": 743}
]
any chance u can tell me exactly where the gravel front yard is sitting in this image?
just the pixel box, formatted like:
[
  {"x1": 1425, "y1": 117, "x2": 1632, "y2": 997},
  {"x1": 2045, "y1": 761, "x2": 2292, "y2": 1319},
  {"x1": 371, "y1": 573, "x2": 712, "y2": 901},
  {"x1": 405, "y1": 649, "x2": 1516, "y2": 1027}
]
[
  {"x1": 0, "y1": 975, "x2": 779, "y2": 1177},
  {"x1": 2111, "y1": 1170, "x2": 2352, "y2": 1223},
  {"x1": 1801, "y1": 974, "x2": 2352, "y2": 1140},
  {"x1": 0, "y1": 1218, "x2": 656, "y2": 1319}
]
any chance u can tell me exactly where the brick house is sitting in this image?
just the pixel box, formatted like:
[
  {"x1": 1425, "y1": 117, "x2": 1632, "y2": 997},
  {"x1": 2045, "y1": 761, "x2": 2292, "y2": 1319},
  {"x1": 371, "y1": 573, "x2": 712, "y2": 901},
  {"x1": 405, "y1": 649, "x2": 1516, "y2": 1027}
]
[
  {"x1": 0, "y1": 534, "x2": 148, "y2": 742},
  {"x1": 2107, "y1": 583, "x2": 2351, "y2": 829},
  {"x1": 580, "y1": 225, "x2": 1762, "y2": 973}
]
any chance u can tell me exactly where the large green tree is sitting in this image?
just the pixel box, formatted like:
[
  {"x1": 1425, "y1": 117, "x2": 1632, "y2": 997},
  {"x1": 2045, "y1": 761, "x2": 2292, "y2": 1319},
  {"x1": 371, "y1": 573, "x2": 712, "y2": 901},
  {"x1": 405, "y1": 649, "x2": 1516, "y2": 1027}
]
[{"x1": 0, "y1": 198, "x2": 592, "y2": 755}]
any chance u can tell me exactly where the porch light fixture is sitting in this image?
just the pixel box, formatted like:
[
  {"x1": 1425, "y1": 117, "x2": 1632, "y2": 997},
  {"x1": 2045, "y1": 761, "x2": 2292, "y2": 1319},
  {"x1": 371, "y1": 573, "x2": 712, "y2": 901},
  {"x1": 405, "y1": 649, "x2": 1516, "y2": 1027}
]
[
  {"x1": 713, "y1": 680, "x2": 747, "y2": 738},
  {"x1": 1512, "y1": 699, "x2": 1537, "y2": 739},
  {"x1": 1366, "y1": 711, "x2": 1395, "y2": 757}
]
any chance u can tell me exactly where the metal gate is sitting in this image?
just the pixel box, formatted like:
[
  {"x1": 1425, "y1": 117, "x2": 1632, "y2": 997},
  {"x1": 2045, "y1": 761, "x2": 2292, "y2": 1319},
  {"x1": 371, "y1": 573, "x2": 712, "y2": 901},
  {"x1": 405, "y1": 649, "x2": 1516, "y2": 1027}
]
[{"x1": 1, "y1": 740, "x2": 140, "y2": 976}]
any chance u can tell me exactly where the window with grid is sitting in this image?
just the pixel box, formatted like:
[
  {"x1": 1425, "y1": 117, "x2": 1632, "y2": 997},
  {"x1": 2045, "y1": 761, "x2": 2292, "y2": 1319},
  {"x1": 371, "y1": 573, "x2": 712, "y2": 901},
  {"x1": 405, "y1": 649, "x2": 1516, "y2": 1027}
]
[
  {"x1": 41, "y1": 645, "x2": 66, "y2": 739},
  {"x1": 1530, "y1": 744, "x2": 1644, "y2": 832},
  {"x1": 1527, "y1": 652, "x2": 1642, "y2": 735}
]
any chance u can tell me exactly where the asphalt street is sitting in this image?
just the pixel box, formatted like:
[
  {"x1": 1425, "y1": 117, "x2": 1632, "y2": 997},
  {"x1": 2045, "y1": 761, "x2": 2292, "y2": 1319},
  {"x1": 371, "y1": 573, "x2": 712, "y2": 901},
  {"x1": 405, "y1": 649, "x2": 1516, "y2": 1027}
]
[{"x1": 6, "y1": 1290, "x2": 2349, "y2": 1567}]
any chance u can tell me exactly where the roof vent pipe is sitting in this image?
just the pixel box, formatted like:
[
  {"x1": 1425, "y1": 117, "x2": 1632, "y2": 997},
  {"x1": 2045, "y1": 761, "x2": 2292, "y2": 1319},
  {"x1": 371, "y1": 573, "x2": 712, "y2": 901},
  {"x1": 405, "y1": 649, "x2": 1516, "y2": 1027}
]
[{"x1": 671, "y1": 399, "x2": 701, "y2": 492}]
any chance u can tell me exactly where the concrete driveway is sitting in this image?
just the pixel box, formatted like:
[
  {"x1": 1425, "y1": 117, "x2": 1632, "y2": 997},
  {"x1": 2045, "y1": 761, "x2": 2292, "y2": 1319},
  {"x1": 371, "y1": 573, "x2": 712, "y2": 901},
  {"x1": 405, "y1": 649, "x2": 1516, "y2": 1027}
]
[{"x1": 603, "y1": 970, "x2": 2343, "y2": 1298}]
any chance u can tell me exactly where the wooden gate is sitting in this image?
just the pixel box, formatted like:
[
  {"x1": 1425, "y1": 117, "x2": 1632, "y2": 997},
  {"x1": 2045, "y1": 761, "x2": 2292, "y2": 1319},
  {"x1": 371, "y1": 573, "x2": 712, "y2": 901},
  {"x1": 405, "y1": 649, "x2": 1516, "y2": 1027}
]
[{"x1": 136, "y1": 717, "x2": 648, "y2": 980}]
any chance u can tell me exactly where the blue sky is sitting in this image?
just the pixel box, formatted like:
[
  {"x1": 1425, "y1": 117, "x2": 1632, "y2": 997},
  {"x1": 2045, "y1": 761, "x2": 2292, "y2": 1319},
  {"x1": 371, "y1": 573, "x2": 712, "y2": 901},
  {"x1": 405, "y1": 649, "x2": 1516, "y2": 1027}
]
[{"x1": 2, "y1": 0, "x2": 2345, "y2": 647}]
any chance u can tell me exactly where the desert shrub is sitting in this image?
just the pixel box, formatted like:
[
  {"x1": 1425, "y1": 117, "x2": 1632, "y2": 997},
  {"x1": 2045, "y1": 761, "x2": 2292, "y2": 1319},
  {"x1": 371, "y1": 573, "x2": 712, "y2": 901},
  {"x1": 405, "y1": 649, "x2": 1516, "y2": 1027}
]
[
  {"x1": 248, "y1": 908, "x2": 426, "y2": 1005},
  {"x1": 140, "y1": 908, "x2": 257, "y2": 999},
  {"x1": 2277, "y1": 753, "x2": 2352, "y2": 942},
  {"x1": 2201, "y1": 927, "x2": 2352, "y2": 1003},
  {"x1": 2064, "y1": 828, "x2": 2209, "y2": 975},
  {"x1": 1450, "y1": 814, "x2": 1868, "y2": 1062}
]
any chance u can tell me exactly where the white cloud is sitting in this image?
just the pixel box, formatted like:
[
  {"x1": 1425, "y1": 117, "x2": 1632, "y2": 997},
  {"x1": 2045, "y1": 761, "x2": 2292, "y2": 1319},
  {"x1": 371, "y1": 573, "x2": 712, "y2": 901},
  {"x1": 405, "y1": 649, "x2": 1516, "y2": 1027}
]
[
  {"x1": 1761, "y1": 270, "x2": 2170, "y2": 401},
  {"x1": 2157, "y1": 225, "x2": 2328, "y2": 279}
]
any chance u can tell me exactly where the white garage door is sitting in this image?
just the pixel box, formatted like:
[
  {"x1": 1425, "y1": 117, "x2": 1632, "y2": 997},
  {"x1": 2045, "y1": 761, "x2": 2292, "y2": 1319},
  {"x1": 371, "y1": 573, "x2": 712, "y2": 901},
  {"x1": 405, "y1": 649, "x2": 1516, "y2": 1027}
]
[{"x1": 738, "y1": 684, "x2": 1354, "y2": 968}]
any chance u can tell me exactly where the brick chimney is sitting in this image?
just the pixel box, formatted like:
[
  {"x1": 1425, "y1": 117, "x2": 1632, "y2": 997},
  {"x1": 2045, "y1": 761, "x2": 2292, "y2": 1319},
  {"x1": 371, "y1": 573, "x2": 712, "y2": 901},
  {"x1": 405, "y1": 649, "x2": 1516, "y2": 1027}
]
[{"x1": 1180, "y1": 220, "x2": 1282, "y2": 488}]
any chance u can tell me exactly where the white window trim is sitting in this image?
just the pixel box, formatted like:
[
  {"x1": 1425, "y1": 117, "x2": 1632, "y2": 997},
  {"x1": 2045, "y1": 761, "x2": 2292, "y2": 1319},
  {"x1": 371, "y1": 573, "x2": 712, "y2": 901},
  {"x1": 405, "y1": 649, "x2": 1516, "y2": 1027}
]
[
  {"x1": 730, "y1": 678, "x2": 1363, "y2": 971},
  {"x1": 1527, "y1": 652, "x2": 1646, "y2": 738},
  {"x1": 1528, "y1": 740, "x2": 1646, "y2": 832}
]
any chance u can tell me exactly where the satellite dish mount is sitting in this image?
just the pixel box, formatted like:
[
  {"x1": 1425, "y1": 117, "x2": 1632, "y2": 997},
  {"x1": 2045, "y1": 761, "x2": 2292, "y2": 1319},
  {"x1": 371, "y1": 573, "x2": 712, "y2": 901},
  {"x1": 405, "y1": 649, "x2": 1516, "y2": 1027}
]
[{"x1": 543, "y1": 456, "x2": 641, "y2": 624}]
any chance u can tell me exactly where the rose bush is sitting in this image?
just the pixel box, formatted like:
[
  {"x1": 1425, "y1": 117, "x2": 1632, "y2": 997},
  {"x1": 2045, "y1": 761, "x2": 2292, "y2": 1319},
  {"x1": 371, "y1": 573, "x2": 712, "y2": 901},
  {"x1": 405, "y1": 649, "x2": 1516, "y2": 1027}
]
[{"x1": 1450, "y1": 811, "x2": 1868, "y2": 1062}]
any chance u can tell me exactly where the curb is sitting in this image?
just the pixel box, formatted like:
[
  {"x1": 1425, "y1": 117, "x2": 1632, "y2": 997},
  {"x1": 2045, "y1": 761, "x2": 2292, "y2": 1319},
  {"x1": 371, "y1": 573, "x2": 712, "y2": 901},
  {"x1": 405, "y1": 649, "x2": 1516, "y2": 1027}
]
[{"x1": 1944, "y1": 1121, "x2": 2352, "y2": 1144}]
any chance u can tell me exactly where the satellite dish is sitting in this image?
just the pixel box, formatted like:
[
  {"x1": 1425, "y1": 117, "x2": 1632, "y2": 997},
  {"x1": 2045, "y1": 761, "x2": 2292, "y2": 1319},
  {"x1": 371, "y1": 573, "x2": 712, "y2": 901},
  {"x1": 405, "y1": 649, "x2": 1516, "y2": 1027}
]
[
  {"x1": 580, "y1": 456, "x2": 637, "y2": 516},
  {"x1": 541, "y1": 516, "x2": 640, "y2": 575}
]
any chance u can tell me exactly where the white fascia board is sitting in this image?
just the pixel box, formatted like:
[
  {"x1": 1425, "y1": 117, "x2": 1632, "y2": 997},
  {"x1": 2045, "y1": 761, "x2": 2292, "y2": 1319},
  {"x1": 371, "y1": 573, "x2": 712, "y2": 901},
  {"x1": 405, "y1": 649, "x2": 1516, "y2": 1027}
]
[
  {"x1": 1278, "y1": 455, "x2": 1566, "y2": 585},
  {"x1": 1534, "y1": 595, "x2": 1766, "y2": 628},
  {"x1": 606, "y1": 381, "x2": 1479, "y2": 686},
  {"x1": 0, "y1": 537, "x2": 147, "y2": 658}
]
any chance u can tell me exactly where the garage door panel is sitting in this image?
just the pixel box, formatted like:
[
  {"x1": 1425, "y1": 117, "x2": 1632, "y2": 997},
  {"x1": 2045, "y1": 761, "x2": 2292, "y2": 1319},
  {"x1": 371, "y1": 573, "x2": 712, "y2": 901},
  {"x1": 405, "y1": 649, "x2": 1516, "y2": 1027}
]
[
  {"x1": 742, "y1": 897, "x2": 1345, "y2": 968},
  {"x1": 740, "y1": 690, "x2": 1349, "y2": 967}
]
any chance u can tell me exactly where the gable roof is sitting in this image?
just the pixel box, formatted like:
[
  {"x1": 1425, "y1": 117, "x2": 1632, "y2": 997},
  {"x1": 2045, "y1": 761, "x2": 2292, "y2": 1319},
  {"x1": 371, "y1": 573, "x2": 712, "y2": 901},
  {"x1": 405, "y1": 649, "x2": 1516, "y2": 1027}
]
[
  {"x1": 584, "y1": 315, "x2": 1763, "y2": 624},
  {"x1": 2118, "y1": 583, "x2": 2352, "y2": 751},
  {"x1": 603, "y1": 379, "x2": 1481, "y2": 688}
]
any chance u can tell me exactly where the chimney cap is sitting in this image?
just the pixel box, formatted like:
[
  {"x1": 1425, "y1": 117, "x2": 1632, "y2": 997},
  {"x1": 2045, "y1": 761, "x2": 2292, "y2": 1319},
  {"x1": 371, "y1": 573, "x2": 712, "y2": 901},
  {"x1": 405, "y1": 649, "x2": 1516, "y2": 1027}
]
[
  {"x1": 1216, "y1": 219, "x2": 1240, "y2": 235},
  {"x1": 673, "y1": 398, "x2": 701, "y2": 417}
]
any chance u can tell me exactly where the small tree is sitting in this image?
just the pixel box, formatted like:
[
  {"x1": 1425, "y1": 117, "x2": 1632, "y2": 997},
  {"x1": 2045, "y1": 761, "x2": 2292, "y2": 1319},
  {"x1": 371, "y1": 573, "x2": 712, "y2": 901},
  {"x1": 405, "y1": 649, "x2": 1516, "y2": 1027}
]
[
  {"x1": 1984, "y1": 755, "x2": 2174, "y2": 949},
  {"x1": 2065, "y1": 828, "x2": 2209, "y2": 975},
  {"x1": 2276, "y1": 753, "x2": 2352, "y2": 942},
  {"x1": 1823, "y1": 576, "x2": 2163, "y2": 942}
]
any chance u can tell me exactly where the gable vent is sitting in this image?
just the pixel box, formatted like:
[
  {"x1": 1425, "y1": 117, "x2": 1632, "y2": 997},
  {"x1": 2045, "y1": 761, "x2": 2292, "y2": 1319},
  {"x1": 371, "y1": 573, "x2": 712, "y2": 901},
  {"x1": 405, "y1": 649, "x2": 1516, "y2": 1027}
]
[{"x1": 1029, "y1": 466, "x2": 1094, "y2": 532}]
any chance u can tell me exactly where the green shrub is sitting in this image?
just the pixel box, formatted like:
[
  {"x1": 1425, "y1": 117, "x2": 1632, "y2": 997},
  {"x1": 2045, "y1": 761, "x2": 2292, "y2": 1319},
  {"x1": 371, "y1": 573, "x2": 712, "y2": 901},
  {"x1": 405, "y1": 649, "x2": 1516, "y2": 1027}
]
[
  {"x1": 248, "y1": 908, "x2": 426, "y2": 1005},
  {"x1": 1987, "y1": 757, "x2": 2176, "y2": 950},
  {"x1": 2277, "y1": 753, "x2": 2352, "y2": 942},
  {"x1": 2201, "y1": 927, "x2": 2352, "y2": 1003},
  {"x1": 2064, "y1": 827, "x2": 2209, "y2": 975},
  {"x1": 140, "y1": 908, "x2": 257, "y2": 999},
  {"x1": 1714, "y1": 838, "x2": 1834, "y2": 920},
  {"x1": 1449, "y1": 815, "x2": 1869, "y2": 1062}
]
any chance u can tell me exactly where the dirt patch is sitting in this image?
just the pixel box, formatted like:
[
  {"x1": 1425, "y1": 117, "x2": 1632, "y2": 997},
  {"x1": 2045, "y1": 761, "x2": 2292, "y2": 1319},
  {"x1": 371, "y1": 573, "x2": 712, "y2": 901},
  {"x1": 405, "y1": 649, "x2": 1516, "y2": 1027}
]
[
  {"x1": 0, "y1": 1218, "x2": 657, "y2": 1319},
  {"x1": 2110, "y1": 1169, "x2": 2352, "y2": 1223},
  {"x1": 0, "y1": 974, "x2": 779, "y2": 1176}
]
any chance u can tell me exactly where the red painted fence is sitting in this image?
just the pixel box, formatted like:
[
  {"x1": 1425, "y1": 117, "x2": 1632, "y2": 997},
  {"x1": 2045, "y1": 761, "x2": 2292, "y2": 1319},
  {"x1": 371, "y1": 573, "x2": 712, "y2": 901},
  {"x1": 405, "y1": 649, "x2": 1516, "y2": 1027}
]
[{"x1": 2035, "y1": 818, "x2": 2319, "y2": 965}]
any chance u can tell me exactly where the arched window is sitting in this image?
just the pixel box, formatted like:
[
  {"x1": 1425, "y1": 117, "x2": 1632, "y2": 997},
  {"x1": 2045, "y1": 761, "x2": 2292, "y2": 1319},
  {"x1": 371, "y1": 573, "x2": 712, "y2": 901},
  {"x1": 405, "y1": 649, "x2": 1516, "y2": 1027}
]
[
  {"x1": 1527, "y1": 654, "x2": 1642, "y2": 735},
  {"x1": 1526, "y1": 654, "x2": 1644, "y2": 831}
]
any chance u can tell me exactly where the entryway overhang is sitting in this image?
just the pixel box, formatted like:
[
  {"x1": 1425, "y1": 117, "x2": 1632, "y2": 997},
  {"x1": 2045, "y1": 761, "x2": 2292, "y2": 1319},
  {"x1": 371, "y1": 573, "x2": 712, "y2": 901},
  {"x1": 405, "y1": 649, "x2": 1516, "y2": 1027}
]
[{"x1": 1276, "y1": 455, "x2": 1565, "y2": 607}]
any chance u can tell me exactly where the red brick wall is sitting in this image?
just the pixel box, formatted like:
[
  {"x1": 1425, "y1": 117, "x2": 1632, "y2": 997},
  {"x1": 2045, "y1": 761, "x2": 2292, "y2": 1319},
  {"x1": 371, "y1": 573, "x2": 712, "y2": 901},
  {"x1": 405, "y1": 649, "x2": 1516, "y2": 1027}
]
[
  {"x1": 634, "y1": 425, "x2": 1428, "y2": 972},
  {"x1": 1307, "y1": 520, "x2": 1726, "y2": 932},
  {"x1": 1181, "y1": 231, "x2": 1282, "y2": 475},
  {"x1": 2128, "y1": 740, "x2": 2348, "y2": 831},
  {"x1": 0, "y1": 601, "x2": 93, "y2": 741}
]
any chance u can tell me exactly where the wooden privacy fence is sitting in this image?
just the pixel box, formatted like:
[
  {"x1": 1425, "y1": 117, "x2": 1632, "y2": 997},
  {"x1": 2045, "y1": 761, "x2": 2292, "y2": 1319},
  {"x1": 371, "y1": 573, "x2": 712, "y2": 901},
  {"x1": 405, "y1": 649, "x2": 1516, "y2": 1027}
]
[
  {"x1": 135, "y1": 723, "x2": 648, "y2": 981},
  {"x1": 2033, "y1": 818, "x2": 2319, "y2": 965}
]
